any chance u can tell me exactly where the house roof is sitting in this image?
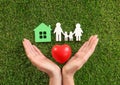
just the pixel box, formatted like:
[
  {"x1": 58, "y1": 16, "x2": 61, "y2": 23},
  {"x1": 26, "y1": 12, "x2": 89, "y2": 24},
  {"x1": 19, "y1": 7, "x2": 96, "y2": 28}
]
[{"x1": 34, "y1": 23, "x2": 52, "y2": 31}]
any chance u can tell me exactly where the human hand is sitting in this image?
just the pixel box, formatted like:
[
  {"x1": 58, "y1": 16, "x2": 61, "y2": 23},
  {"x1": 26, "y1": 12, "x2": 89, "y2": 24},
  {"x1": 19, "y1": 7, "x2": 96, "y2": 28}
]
[
  {"x1": 22, "y1": 39, "x2": 62, "y2": 85},
  {"x1": 62, "y1": 35, "x2": 99, "y2": 85},
  {"x1": 22, "y1": 35, "x2": 98, "y2": 85}
]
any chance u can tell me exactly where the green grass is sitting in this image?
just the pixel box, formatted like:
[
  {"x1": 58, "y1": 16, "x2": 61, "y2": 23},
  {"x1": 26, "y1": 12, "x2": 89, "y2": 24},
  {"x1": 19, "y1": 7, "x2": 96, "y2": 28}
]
[{"x1": 0, "y1": 0, "x2": 120, "y2": 85}]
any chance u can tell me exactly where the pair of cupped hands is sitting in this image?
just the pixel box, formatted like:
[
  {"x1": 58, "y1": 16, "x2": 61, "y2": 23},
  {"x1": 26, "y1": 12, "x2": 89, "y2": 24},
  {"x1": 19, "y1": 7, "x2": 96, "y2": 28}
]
[{"x1": 23, "y1": 35, "x2": 99, "y2": 85}]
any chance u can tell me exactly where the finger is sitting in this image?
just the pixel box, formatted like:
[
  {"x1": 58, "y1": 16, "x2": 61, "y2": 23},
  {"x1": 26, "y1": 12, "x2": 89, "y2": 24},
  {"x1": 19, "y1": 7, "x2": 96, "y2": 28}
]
[
  {"x1": 84, "y1": 37, "x2": 99, "y2": 60},
  {"x1": 23, "y1": 41, "x2": 30, "y2": 54},
  {"x1": 90, "y1": 38, "x2": 99, "y2": 52},
  {"x1": 76, "y1": 42, "x2": 88, "y2": 58},
  {"x1": 23, "y1": 40, "x2": 34, "y2": 60},
  {"x1": 82, "y1": 41, "x2": 89, "y2": 52},
  {"x1": 88, "y1": 35, "x2": 94, "y2": 42},
  {"x1": 87, "y1": 35, "x2": 94, "y2": 45},
  {"x1": 33, "y1": 45, "x2": 44, "y2": 56},
  {"x1": 84, "y1": 38, "x2": 99, "y2": 61},
  {"x1": 23, "y1": 39, "x2": 37, "y2": 57},
  {"x1": 88, "y1": 35, "x2": 98, "y2": 48},
  {"x1": 78, "y1": 35, "x2": 93, "y2": 52},
  {"x1": 24, "y1": 39, "x2": 36, "y2": 53},
  {"x1": 23, "y1": 39, "x2": 34, "y2": 53},
  {"x1": 84, "y1": 35, "x2": 96, "y2": 52},
  {"x1": 78, "y1": 41, "x2": 88, "y2": 52}
]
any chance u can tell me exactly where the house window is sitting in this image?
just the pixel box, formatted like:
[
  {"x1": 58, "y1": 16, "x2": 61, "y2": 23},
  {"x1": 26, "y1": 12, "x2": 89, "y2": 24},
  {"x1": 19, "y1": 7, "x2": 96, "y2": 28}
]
[
  {"x1": 39, "y1": 31, "x2": 47, "y2": 39},
  {"x1": 43, "y1": 31, "x2": 46, "y2": 34},
  {"x1": 39, "y1": 32, "x2": 42, "y2": 34},
  {"x1": 40, "y1": 36, "x2": 42, "y2": 39}
]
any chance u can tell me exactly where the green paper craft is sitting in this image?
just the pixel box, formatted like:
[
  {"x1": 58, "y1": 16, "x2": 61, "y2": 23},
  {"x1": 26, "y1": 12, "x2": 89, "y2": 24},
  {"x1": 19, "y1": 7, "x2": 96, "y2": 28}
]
[{"x1": 34, "y1": 23, "x2": 52, "y2": 42}]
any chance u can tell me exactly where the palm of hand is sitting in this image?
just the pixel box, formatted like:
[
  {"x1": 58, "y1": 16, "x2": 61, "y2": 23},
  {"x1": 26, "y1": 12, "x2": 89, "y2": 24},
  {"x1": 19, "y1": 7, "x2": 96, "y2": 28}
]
[
  {"x1": 63, "y1": 35, "x2": 98, "y2": 75},
  {"x1": 23, "y1": 39, "x2": 60, "y2": 77}
]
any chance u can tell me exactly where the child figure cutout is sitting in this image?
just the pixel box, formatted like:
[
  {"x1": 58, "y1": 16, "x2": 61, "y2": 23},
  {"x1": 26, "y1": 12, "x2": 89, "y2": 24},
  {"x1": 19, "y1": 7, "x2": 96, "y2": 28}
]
[
  {"x1": 69, "y1": 31, "x2": 74, "y2": 41},
  {"x1": 64, "y1": 31, "x2": 69, "y2": 41},
  {"x1": 54, "y1": 23, "x2": 64, "y2": 41},
  {"x1": 73, "y1": 23, "x2": 83, "y2": 41}
]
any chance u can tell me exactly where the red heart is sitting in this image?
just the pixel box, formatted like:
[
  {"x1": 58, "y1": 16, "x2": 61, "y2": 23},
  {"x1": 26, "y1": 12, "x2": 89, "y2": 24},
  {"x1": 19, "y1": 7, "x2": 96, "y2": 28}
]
[{"x1": 51, "y1": 44, "x2": 72, "y2": 64}]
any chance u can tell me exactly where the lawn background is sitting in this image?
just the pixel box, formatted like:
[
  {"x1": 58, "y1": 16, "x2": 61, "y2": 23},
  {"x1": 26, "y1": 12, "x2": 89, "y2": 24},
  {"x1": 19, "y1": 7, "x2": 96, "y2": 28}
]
[{"x1": 0, "y1": 0, "x2": 120, "y2": 85}]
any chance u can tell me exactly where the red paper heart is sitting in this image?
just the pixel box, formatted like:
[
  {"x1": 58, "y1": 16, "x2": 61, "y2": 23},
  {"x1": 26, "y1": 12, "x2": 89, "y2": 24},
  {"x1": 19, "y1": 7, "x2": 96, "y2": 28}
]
[{"x1": 51, "y1": 44, "x2": 72, "y2": 64}]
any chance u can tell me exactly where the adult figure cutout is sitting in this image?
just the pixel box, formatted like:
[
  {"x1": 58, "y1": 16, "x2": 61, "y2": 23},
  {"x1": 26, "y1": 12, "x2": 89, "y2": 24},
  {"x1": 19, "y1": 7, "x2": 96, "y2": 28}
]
[
  {"x1": 73, "y1": 23, "x2": 83, "y2": 41},
  {"x1": 54, "y1": 23, "x2": 64, "y2": 41}
]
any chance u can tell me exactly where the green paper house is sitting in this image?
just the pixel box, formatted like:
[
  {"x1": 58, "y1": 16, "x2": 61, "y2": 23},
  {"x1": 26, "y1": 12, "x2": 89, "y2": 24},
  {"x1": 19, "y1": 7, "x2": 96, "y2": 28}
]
[{"x1": 34, "y1": 23, "x2": 52, "y2": 42}]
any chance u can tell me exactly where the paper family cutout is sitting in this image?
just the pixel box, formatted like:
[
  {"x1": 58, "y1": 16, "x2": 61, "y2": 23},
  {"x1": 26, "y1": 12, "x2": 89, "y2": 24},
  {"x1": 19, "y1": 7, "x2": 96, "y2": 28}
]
[
  {"x1": 54, "y1": 23, "x2": 83, "y2": 41},
  {"x1": 34, "y1": 22, "x2": 83, "y2": 42}
]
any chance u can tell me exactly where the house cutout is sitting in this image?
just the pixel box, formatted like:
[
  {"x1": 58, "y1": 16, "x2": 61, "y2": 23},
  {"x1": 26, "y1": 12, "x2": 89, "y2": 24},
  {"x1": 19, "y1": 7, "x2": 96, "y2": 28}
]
[{"x1": 34, "y1": 23, "x2": 52, "y2": 42}]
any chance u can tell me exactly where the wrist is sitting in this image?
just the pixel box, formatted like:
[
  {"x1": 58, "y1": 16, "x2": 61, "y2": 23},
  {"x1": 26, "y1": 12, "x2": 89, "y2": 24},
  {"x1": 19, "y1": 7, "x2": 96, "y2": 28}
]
[
  {"x1": 49, "y1": 67, "x2": 61, "y2": 78},
  {"x1": 62, "y1": 68, "x2": 74, "y2": 85},
  {"x1": 49, "y1": 69, "x2": 62, "y2": 85},
  {"x1": 62, "y1": 70, "x2": 74, "y2": 79},
  {"x1": 62, "y1": 66, "x2": 74, "y2": 77},
  {"x1": 50, "y1": 71, "x2": 61, "y2": 79}
]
